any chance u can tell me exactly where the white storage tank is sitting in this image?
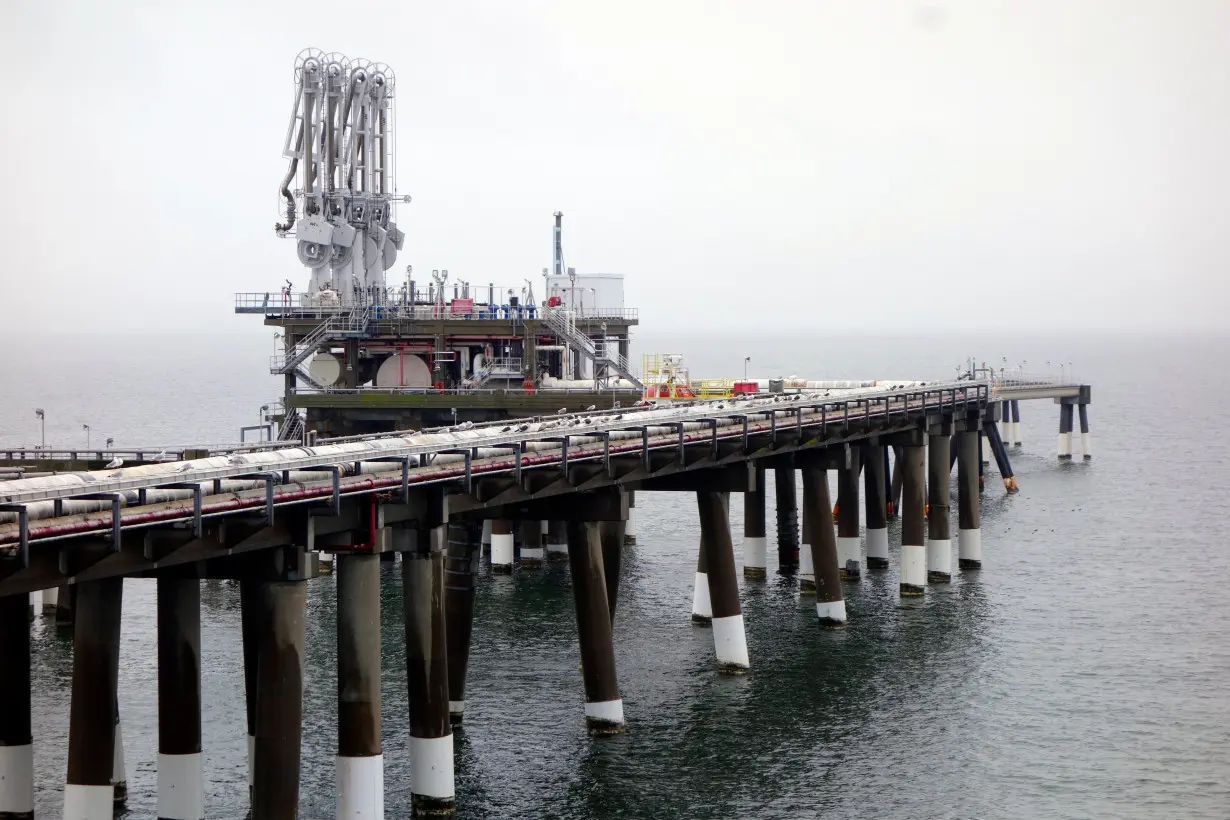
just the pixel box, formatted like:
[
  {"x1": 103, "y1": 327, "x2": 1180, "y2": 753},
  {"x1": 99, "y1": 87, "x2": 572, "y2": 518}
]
[
  {"x1": 308, "y1": 352, "x2": 341, "y2": 387},
  {"x1": 375, "y1": 352, "x2": 432, "y2": 388}
]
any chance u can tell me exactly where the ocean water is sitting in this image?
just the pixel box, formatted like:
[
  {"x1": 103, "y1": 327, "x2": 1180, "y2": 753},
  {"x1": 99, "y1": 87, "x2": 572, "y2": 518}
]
[{"x1": 6, "y1": 331, "x2": 1229, "y2": 818}]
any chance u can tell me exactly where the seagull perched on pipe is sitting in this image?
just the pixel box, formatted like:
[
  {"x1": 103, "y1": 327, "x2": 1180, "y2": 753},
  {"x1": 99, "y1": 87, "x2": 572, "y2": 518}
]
[
  {"x1": 556, "y1": 407, "x2": 568, "y2": 415},
  {"x1": 585, "y1": 405, "x2": 596, "y2": 412},
  {"x1": 105, "y1": 457, "x2": 124, "y2": 469},
  {"x1": 174, "y1": 462, "x2": 193, "y2": 473}
]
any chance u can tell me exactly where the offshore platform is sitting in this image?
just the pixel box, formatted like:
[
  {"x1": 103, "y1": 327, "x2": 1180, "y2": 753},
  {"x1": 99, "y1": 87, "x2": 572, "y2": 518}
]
[{"x1": 235, "y1": 50, "x2": 641, "y2": 440}]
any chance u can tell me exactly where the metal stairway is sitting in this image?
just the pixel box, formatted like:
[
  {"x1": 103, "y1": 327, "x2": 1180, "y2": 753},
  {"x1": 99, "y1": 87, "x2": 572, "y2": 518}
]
[
  {"x1": 269, "y1": 307, "x2": 371, "y2": 375},
  {"x1": 541, "y1": 307, "x2": 642, "y2": 388}
]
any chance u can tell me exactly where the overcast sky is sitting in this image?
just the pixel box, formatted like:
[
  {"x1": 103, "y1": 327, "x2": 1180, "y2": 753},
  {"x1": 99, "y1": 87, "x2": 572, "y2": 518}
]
[{"x1": 4, "y1": 0, "x2": 1228, "y2": 335}]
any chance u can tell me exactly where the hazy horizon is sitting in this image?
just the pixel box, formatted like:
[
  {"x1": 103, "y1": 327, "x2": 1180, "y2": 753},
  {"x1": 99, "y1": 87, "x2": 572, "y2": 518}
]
[{"x1": 4, "y1": 1, "x2": 1228, "y2": 335}]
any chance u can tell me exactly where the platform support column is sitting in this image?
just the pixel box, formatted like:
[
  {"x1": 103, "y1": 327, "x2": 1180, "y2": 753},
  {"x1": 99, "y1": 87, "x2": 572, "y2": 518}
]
[
  {"x1": 691, "y1": 534, "x2": 712, "y2": 624},
  {"x1": 252, "y1": 580, "x2": 307, "y2": 820},
  {"x1": 900, "y1": 444, "x2": 926, "y2": 597},
  {"x1": 743, "y1": 463, "x2": 767, "y2": 578},
  {"x1": 889, "y1": 446, "x2": 904, "y2": 518},
  {"x1": 55, "y1": 584, "x2": 75, "y2": 632},
  {"x1": 566, "y1": 521, "x2": 625, "y2": 733},
  {"x1": 774, "y1": 465, "x2": 799, "y2": 570},
  {"x1": 0, "y1": 593, "x2": 33, "y2": 820},
  {"x1": 623, "y1": 491, "x2": 637, "y2": 545},
  {"x1": 157, "y1": 578, "x2": 204, "y2": 820},
  {"x1": 445, "y1": 521, "x2": 479, "y2": 726},
  {"x1": 864, "y1": 444, "x2": 889, "y2": 568},
  {"x1": 599, "y1": 520, "x2": 625, "y2": 626},
  {"x1": 798, "y1": 495, "x2": 815, "y2": 592},
  {"x1": 336, "y1": 553, "x2": 383, "y2": 819},
  {"x1": 1011, "y1": 400, "x2": 1022, "y2": 446},
  {"x1": 479, "y1": 520, "x2": 492, "y2": 555},
  {"x1": 837, "y1": 450, "x2": 862, "y2": 580},
  {"x1": 546, "y1": 520, "x2": 569, "y2": 562},
  {"x1": 490, "y1": 518, "x2": 514, "y2": 573},
  {"x1": 802, "y1": 465, "x2": 845, "y2": 626},
  {"x1": 1078, "y1": 403, "x2": 1092, "y2": 459},
  {"x1": 40, "y1": 586, "x2": 57, "y2": 613},
  {"x1": 64, "y1": 577, "x2": 122, "y2": 819},
  {"x1": 519, "y1": 520, "x2": 545, "y2": 568},
  {"x1": 957, "y1": 430, "x2": 982, "y2": 570},
  {"x1": 1058, "y1": 403, "x2": 1074, "y2": 459},
  {"x1": 697, "y1": 492, "x2": 749, "y2": 673},
  {"x1": 240, "y1": 581, "x2": 260, "y2": 806},
  {"x1": 927, "y1": 432, "x2": 952, "y2": 583},
  {"x1": 404, "y1": 521, "x2": 455, "y2": 814}
]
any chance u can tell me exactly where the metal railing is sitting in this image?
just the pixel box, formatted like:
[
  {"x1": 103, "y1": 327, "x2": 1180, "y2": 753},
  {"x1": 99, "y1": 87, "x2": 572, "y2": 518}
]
[
  {"x1": 269, "y1": 308, "x2": 370, "y2": 374},
  {"x1": 237, "y1": 292, "x2": 638, "y2": 322}
]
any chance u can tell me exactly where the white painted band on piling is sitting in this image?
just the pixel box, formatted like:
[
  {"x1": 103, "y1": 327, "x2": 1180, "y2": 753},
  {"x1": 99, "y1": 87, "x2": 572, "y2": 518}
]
[
  {"x1": 1012, "y1": 421, "x2": 1022, "y2": 446},
  {"x1": 63, "y1": 784, "x2": 113, "y2": 819},
  {"x1": 742, "y1": 535, "x2": 767, "y2": 571},
  {"x1": 449, "y1": 700, "x2": 465, "y2": 715},
  {"x1": 981, "y1": 437, "x2": 991, "y2": 464},
  {"x1": 712, "y1": 614, "x2": 750, "y2": 669},
  {"x1": 320, "y1": 551, "x2": 334, "y2": 564},
  {"x1": 1081, "y1": 432, "x2": 1092, "y2": 459},
  {"x1": 41, "y1": 585, "x2": 58, "y2": 611},
  {"x1": 540, "y1": 519, "x2": 549, "y2": 534},
  {"x1": 546, "y1": 540, "x2": 568, "y2": 555},
  {"x1": 113, "y1": 716, "x2": 126, "y2": 785},
  {"x1": 624, "y1": 516, "x2": 635, "y2": 537},
  {"x1": 1057, "y1": 433, "x2": 1070, "y2": 458},
  {"x1": 521, "y1": 547, "x2": 545, "y2": 561},
  {"x1": 0, "y1": 744, "x2": 34, "y2": 814},
  {"x1": 799, "y1": 541, "x2": 814, "y2": 584},
  {"x1": 900, "y1": 544, "x2": 926, "y2": 587},
  {"x1": 490, "y1": 532, "x2": 514, "y2": 568},
  {"x1": 691, "y1": 571, "x2": 712, "y2": 619},
  {"x1": 480, "y1": 519, "x2": 492, "y2": 546},
  {"x1": 958, "y1": 528, "x2": 982, "y2": 563},
  {"x1": 584, "y1": 699, "x2": 625, "y2": 724},
  {"x1": 156, "y1": 752, "x2": 204, "y2": 819},
  {"x1": 1000, "y1": 421, "x2": 1011, "y2": 443},
  {"x1": 410, "y1": 734, "x2": 455, "y2": 800},
  {"x1": 866, "y1": 528, "x2": 889, "y2": 560},
  {"x1": 815, "y1": 599, "x2": 847, "y2": 623},
  {"x1": 926, "y1": 538, "x2": 951, "y2": 576},
  {"x1": 336, "y1": 754, "x2": 385, "y2": 820},
  {"x1": 837, "y1": 536, "x2": 861, "y2": 574},
  {"x1": 246, "y1": 732, "x2": 255, "y2": 791}
]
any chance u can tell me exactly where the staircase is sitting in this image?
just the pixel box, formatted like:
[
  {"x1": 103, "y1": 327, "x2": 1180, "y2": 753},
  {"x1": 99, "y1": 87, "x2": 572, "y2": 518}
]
[
  {"x1": 277, "y1": 411, "x2": 305, "y2": 442},
  {"x1": 540, "y1": 307, "x2": 643, "y2": 388},
  {"x1": 269, "y1": 307, "x2": 371, "y2": 375}
]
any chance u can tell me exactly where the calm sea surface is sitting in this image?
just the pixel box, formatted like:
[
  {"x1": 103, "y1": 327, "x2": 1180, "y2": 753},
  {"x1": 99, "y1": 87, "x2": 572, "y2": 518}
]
[{"x1": 4, "y1": 332, "x2": 1228, "y2": 818}]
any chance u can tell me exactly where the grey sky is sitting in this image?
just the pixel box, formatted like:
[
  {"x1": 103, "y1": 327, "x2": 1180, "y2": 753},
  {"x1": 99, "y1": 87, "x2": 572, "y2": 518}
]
[{"x1": 4, "y1": 0, "x2": 1227, "y2": 334}]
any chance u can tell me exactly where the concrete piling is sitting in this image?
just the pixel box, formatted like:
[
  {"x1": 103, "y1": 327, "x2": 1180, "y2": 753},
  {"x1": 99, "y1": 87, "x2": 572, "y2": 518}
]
[
  {"x1": 697, "y1": 491, "x2": 750, "y2": 673},
  {"x1": 252, "y1": 580, "x2": 307, "y2": 820},
  {"x1": 490, "y1": 518, "x2": 514, "y2": 573},
  {"x1": 900, "y1": 444, "x2": 927, "y2": 597},
  {"x1": 1058, "y1": 402, "x2": 1074, "y2": 460},
  {"x1": 864, "y1": 444, "x2": 889, "y2": 568},
  {"x1": 774, "y1": 465, "x2": 799, "y2": 570},
  {"x1": 566, "y1": 521, "x2": 625, "y2": 733},
  {"x1": 445, "y1": 521, "x2": 479, "y2": 727},
  {"x1": 889, "y1": 446, "x2": 904, "y2": 519},
  {"x1": 1011, "y1": 400, "x2": 1022, "y2": 447},
  {"x1": 336, "y1": 553, "x2": 383, "y2": 819},
  {"x1": 926, "y1": 433, "x2": 953, "y2": 583},
  {"x1": 40, "y1": 586, "x2": 57, "y2": 613},
  {"x1": 403, "y1": 523, "x2": 455, "y2": 814},
  {"x1": 837, "y1": 450, "x2": 862, "y2": 581},
  {"x1": 157, "y1": 579, "x2": 204, "y2": 820},
  {"x1": 113, "y1": 709, "x2": 126, "y2": 806},
  {"x1": 480, "y1": 519, "x2": 492, "y2": 555},
  {"x1": 986, "y1": 422, "x2": 1019, "y2": 493},
  {"x1": 599, "y1": 520, "x2": 625, "y2": 625},
  {"x1": 240, "y1": 581, "x2": 260, "y2": 805},
  {"x1": 743, "y1": 463, "x2": 768, "y2": 578},
  {"x1": 520, "y1": 520, "x2": 545, "y2": 568},
  {"x1": 690, "y1": 533, "x2": 712, "y2": 624},
  {"x1": 54, "y1": 584, "x2": 75, "y2": 632},
  {"x1": 623, "y1": 491, "x2": 637, "y2": 546},
  {"x1": 1078, "y1": 403, "x2": 1092, "y2": 459},
  {"x1": 64, "y1": 578, "x2": 122, "y2": 819},
  {"x1": 798, "y1": 496, "x2": 815, "y2": 592},
  {"x1": 0, "y1": 593, "x2": 33, "y2": 820},
  {"x1": 957, "y1": 429, "x2": 982, "y2": 570},
  {"x1": 802, "y1": 465, "x2": 845, "y2": 626},
  {"x1": 545, "y1": 520, "x2": 569, "y2": 562}
]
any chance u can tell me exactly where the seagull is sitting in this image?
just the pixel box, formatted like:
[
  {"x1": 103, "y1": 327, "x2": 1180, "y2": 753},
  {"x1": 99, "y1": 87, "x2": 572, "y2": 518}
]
[
  {"x1": 174, "y1": 462, "x2": 193, "y2": 473},
  {"x1": 556, "y1": 407, "x2": 569, "y2": 415},
  {"x1": 107, "y1": 470, "x2": 124, "y2": 478},
  {"x1": 154, "y1": 448, "x2": 167, "y2": 460},
  {"x1": 501, "y1": 426, "x2": 512, "y2": 432},
  {"x1": 585, "y1": 405, "x2": 596, "y2": 412},
  {"x1": 614, "y1": 414, "x2": 623, "y2": 421},
  {"x1": 227, "y1": 453, "x2": 247, "y2": 465},
  {"x1": 614, "y1": 401, "x2": 621, "y2": 409},
  {"x1": 458, "y1": 421, "x2": 474, "y2": 430},
  {"x1": 104, "y1": 457, "x2": 124, "y2": 469},
  {"x1": 517, "y1": 424, "x2": 531, "y2": 432}
]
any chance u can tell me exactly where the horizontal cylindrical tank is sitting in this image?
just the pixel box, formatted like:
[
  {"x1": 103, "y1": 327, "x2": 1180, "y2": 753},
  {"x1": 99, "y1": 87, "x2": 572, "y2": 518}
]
[
  {"x1": 375, "y1": 352, "x2": 432, "y2": 388},
  {"x1": 308, "y1": 352, "x2": 341, "y2": 387},
  {"x1": 540, "y1": 376, "x2": 639, "y2": 390}
]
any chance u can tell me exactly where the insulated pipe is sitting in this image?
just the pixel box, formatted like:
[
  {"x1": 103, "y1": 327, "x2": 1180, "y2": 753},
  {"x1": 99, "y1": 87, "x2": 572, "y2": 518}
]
[
  {"x1": 863, "y1": 444, "x2": 889, "y2": 569},
  {"x1": 802, "y1": 466, "x2": 845, "y2": 626},
  {"x1": 697, "y1": 492, "x2": 749, "y2": 673},
  {"x1": 927, "y1": 434, "x2": 952, "y2": 583},
  {"x1": 742, "y1": 462, "x2": 767, "y2": 579},
  {"x1": 957, "y1": 430, "x2": 982, "y2": 570}
]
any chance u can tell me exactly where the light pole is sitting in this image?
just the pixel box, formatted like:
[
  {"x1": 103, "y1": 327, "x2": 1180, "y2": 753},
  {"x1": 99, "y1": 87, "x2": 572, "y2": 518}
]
[
  {"x1": 106, "y1": 437, "x2": 114, "y2": 449},
  {"x1": 82, "y1": 423, "x2": 90, "y2": 449},
  {"x1": 744, "y1": 356, "x2": 751, "y2": 380},
  {"x1": 34, "y1": 408, "x2": 45, "y2": 450}
]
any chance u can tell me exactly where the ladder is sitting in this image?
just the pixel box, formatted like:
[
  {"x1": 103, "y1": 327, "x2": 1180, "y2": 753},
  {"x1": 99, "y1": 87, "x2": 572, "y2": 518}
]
[
  {"x1": 540, "y1": 307, "x2": 643, "y2": 389},
  {"x1": 269, "y1": 307, "x2": 371, "y2": 374}
]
